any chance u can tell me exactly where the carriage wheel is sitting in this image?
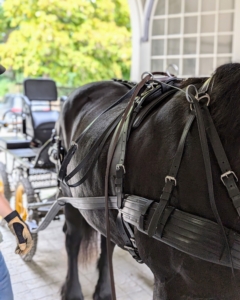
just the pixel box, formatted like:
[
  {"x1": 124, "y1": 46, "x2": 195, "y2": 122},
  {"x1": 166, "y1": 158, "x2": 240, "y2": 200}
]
[
  {"x1": 0, "y1": 162, "x2": 11, "y2": 200},
  {"x1": 15, "y1": 178, "x2": 35, "y2": 221},
  {"x1": 15, "y1": 178, "x2": 38, "y2": 261}
]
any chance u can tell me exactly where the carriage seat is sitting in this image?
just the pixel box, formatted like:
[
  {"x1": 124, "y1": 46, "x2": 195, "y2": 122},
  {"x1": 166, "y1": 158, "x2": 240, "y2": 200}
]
[
  {"x1": 22, "y1": 78, "x2": 59, "y2": 145},
  {"x1": 0, "y1": 136, "x2": 30, "y2": 149},
  {"x1": 27, "y1": 110, "x2": 59, "y2": 145}
]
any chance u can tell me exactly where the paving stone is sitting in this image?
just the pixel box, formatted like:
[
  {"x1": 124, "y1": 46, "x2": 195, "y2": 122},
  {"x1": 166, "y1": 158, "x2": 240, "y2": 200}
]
[{"x1": 128, "y1": 289, "x2": 153, "y2": 300}]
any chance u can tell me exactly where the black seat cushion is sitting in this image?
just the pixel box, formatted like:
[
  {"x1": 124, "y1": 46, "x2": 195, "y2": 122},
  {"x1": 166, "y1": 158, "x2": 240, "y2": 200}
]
[
  {"x1": 32, "y1": 111, "x2": 59, "y2": 129},
  {"x1": 0, "y1": 136, "x2": 30, "y2": 149},
  {"x1": 26, "y1": 110, "x2": 59, "y2": 144}
]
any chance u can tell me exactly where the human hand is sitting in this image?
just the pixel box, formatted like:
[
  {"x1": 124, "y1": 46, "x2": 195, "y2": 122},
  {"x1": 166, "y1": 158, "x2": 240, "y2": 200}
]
[{"x1": 4, "y1": 211, "x2": 33, "y2": 255}]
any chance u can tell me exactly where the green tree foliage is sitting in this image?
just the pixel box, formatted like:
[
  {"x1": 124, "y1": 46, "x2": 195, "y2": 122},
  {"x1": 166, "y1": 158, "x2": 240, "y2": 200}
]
[{"x1": 0, "y1": 0, "x2": 131, "y2": 86}]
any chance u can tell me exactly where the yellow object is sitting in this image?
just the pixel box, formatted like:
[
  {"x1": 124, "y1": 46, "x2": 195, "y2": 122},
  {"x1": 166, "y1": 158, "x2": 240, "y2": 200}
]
[
  {"x1": 15, "y1": 184, "x2": 27, "y2": 221},
  {"x1": 0, "y1": 179, "x2": 4, "y2": 194}
]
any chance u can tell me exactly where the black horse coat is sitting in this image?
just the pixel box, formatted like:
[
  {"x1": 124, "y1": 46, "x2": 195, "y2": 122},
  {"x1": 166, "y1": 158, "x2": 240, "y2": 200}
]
[{"x1": 59, "y1": 63, "x2": 240, "y2": 299}]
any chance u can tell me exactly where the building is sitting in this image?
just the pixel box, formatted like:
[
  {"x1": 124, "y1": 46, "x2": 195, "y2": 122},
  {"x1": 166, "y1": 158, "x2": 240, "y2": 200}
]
[{"x1": 128, "y1": 0, "x2": 238, "y2": 80}]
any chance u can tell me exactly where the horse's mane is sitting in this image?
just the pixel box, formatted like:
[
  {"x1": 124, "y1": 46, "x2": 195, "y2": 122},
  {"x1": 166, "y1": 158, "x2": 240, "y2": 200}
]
[{"x1": 181, "y1": 63, "x2": 240, "y2": 144}]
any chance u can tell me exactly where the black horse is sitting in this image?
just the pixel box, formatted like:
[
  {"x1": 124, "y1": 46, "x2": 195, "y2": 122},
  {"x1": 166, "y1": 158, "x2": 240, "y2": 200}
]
[{"x1": 58, "y1": 63, "x2": 240, "y2": 300}]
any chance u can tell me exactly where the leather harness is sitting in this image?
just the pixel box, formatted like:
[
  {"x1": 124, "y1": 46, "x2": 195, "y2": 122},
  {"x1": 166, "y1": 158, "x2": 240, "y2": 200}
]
[{"x1": 37, "y1": 74, "x2": 240, "y2": 300}]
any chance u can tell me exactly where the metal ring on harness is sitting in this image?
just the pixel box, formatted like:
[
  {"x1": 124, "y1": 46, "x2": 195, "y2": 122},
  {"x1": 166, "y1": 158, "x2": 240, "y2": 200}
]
[
  {"x1": 166, "y1": 64, "x2": 179, "y2": 77},
  {"x1": 141, "y1": 72, "x2": 154, "y2": 80},
  {"x1": 186, "y1": 85, "x2": 211, "y2": 110},
  {"x1": 186, "y1": 85, "x2": 198, "y2": 110},
  {"x1": 196, "y1": 93, "x2": 211, "y2": 106}
]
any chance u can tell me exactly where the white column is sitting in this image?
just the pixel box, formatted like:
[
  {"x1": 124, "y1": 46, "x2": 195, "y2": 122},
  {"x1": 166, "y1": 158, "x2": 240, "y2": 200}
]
[
  {"x1": 128, "y1": 0, "x2": 143, "y2": 81},
  {"x1": 232, "y1": 0, "x2": 240, "y2": 62},
  {"x1": 139, "y1": 0, "x2": 155, "y2": 78}
]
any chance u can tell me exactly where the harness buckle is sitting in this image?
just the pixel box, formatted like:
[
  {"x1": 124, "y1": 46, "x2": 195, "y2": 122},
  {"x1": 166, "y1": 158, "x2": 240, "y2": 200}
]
[
  {"x1": 165, "y1": 176, "x2": 177, "y2": 186},
  {"x1": 221, "y1": 171, "x2": 238, "y2": 185}
]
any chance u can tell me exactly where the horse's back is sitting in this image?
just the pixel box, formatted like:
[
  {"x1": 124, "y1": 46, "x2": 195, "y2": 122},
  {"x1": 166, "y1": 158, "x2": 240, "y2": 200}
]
[{"x1": 60, "y1": 80, "x2": 130, "y2": 148}]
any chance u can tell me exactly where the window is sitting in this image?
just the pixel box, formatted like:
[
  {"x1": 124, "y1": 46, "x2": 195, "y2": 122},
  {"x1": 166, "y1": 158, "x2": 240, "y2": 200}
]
[{"x1": 150, "y1": 0, "x2": 235, "y2": 76}]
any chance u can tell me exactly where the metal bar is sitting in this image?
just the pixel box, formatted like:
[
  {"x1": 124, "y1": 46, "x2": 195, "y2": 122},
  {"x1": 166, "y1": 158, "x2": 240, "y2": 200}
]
[{"x1": 28, "y1": 201, "x2": 55, "y2": 209}]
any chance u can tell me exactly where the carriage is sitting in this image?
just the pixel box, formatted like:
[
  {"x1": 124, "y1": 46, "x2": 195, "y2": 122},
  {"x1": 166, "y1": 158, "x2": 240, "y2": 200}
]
[{"x1": 0, "y1": 78, "x2": 66, "y2": 260}]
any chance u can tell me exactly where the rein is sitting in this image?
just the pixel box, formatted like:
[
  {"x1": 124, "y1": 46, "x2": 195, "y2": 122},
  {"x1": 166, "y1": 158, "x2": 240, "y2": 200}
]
[{"x1": 48, "y1": 73, "x2": 240, "y2": 300}]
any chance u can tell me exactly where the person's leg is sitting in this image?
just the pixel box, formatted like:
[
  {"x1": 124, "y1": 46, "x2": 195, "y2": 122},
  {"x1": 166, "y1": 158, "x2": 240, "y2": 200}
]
[{"x1": 0, "y1": 251, "x2": 14, "y2": 300}]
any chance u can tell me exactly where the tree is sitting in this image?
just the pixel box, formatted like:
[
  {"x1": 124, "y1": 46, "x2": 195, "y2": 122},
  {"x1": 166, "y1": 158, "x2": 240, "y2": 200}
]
[{"x1": 0, "y1": 0, "x2": 131, "y2": 86}]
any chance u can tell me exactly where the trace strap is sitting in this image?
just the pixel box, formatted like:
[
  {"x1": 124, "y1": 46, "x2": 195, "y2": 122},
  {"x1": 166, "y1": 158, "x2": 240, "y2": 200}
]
[
  {"x1": 147, "y1": 112, "x2": 196, "y2": 237},
  {"x1": 203, "y1": 106, "x2": 240, "y2": 216},
  {"x1": 187, "y1": 92, "x2": 232, "y2": 267},
  {"x1": 104, "y1": 73, "x2": 154, "y2": 300}
]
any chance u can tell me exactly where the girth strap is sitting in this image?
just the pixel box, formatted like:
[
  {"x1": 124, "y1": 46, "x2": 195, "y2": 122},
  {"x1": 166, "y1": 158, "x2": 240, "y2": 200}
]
[{"x1": 33, "y1": 194, "x2": 240, "y2": 270}]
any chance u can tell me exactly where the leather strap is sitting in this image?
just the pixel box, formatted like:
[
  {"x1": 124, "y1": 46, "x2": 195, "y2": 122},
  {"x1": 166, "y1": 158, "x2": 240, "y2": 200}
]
[
  {"x1": 104, "y1": 74, "x2": 153, "y2": 300},
  {"x1": 133, "y1": 89, "x2": 176, "y2": 128},
  {"x1": 187, "y1": 91, "x2": 231, "y2": 265},
  {"x1": 147, "y1": 112, "x2": 196, "y2": 237},
  {"x1": 64, "y1": 114, "x2": 122, "y2": 187},
  {"x1": 58, "y1": 86, "x2": 135, "y2": 183},
  {"x1": 112, "y1": 78, "x2": 136, "y2": 90},
  {"x1": 34, "y1": 194, "x2": 240, "y2": 270},
  {"x1": 113, "y1": 108, "x2": 133, "y2": 207},
  {"x1": 116, "y1": 211, "x2": 142, "y2": 262},
  {"x1": 203, "y1": 106, "x2": 240, "y2": 216},
  {"x1": 112, "y1": 82, "x2": 176, "y2": 261}
]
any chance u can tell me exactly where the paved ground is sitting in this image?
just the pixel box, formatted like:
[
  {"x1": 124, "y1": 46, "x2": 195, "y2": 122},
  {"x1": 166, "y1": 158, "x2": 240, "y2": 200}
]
[{"x1": 0, "y1": 216, "x2": 154, "y2": 300}]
